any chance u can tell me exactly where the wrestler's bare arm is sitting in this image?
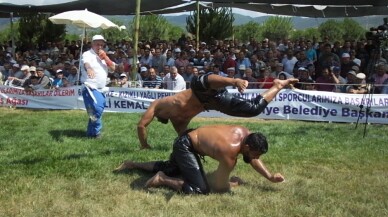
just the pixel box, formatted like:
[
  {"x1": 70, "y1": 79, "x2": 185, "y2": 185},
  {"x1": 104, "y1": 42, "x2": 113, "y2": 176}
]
[
  {"x1": 207, "y1": 74, "x2": 248, "y2": 93},
  {"x1": 137, "y1": 102, "x2": 157, "y2": 149},
  {"x1": 250, "y1": 158, "x2": 285, "y2": 183}
]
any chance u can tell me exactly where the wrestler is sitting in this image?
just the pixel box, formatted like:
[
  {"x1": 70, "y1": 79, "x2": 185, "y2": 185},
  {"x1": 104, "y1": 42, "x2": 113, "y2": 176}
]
[
  {"x1": 115, "y1": 125, "x2": 284, "y2": 194},
  {"x1": 137, "y1": 74, "x2": 298, "y2": 149}
]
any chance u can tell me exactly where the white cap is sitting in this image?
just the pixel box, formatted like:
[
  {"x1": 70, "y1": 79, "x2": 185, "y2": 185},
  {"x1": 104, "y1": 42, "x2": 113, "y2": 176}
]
[
  {"x1": 203, "y1": 49, "x2": 210, "y2": 53},
  {"x1": 341, "y1": 53, "x2": 350, "y2": 58},
  {"x1": 227, "y1": 67, "x2": 235, "y2": 71},
  {"x1": 21, "y1": 65, "x2": 29, "y2": 71},
  {"x1": 56, "y1": 69, "x2": 63, "y2": 73},
  {"x1": 92, "y1": 35, "x2": 106, "y2": 42},
  {"x1": 140, "y1": 66, "x2": 147, "y2": 72},
  {"x1": 174, "y1": 48, "x2": 181, "y2": 53},
  {"x1": 120, "y1": 73, "x2": 127, "y2": 77},
  {"x1": 298, "y1": 67, "x2": 307, "y2": 71},
  {"x1": 356, "y1": 73, "x2": 366, "y2": 80},
  {"x1": 12, "y1": 63, "x2": 20, "y2": 68}
]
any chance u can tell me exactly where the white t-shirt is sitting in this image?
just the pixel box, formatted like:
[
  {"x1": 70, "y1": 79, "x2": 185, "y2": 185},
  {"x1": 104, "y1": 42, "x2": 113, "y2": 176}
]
[
  {"x1": 163, "y1": 73, "x2": 186, "y2": 90},
  {"x1": 81, "y1": 49, "x2": 109, "y2": 89}
]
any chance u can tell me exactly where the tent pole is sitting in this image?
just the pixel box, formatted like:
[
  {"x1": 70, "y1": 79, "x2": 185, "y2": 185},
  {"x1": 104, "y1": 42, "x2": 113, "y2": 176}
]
[
  {"x1": 131, "y1": 0, "x2": 141, "y2": 83},
  {"x1": 10, "y1": 12, "x2": 15, "y2": 58},
  {"x1": 77, "y1": 24, "x2": 85, "y2": 85},
  {"x1": 196, "y1": 0, "x2": 199, "y2": 50}
]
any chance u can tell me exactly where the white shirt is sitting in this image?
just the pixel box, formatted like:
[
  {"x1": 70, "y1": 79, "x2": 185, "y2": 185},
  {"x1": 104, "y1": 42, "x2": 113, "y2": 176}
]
[
  {"x1": 163, "y1": 73, "x2": 186, "y2": 90},
  {"x1": 81, "y1": 49, "x2": 109, "y2": 89},
  {"x1": 281, "y1": 56, "x2": 298, "y2": 75}
]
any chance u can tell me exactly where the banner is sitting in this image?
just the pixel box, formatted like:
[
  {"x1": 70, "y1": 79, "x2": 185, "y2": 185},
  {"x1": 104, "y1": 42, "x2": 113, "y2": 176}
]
[{"x1": 1, "y1": 85, "x2": 388, "y2": 124}]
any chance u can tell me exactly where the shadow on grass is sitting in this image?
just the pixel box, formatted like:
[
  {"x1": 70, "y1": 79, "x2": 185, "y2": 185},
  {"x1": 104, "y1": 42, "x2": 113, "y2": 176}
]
[
  {"x1": 50, "y1": 129, "x2": 86, "y2": 141},
  {"x1": 10, "y1": 157, "x2": 45, "y2": 165}
]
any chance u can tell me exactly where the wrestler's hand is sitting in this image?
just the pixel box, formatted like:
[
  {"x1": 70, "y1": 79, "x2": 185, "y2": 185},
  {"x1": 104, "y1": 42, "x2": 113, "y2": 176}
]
[
  {"x1": 235, "y1": 79, "x2": 248, "y2": 93},
  {"x1": 270, "y1": 173, "x2": 285, "y2": 183},
  {"x1": 98, "y1": 49, "x2": 108, "y2": 60}
]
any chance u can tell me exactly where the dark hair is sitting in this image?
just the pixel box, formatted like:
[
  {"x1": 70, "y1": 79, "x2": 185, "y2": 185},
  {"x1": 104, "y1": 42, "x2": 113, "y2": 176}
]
[{"x1": 245, "y1": 132, "x2": 268, "y2": 154}]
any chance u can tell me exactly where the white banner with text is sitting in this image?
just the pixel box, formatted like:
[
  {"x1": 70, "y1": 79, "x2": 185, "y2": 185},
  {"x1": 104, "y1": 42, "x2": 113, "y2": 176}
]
[{"x1": 1, "y1": 85, "x2": 387, "y2": 124}]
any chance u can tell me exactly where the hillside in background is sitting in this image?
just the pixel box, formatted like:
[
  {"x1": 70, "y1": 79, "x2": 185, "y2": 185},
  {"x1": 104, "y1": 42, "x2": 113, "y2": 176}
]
[{"x1": 0, "y1": 14, "x2": 385, "y2": 34}]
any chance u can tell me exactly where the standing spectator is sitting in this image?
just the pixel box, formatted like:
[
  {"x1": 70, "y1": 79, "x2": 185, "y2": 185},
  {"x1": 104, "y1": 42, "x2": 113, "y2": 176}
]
[
  {"x1": 139, "y1": 48, "x2": 152, "y2": 68},
  {"x1": 175, "y1": 51, "x2": 190, "y2": 69},
  {"x1": 165, "y1": 49, "x2": 175, "y2": 67},
  {"x1": 281, "y1": 49, "x2": 298, "y2": 75},
  {"x1": 305, "y1": 40, "x2": 317, "y2": 63},
  {"x1": 80, "y1": 35, "x2": 115, "y2": 139},
  {"x1": 163, "y1": 66, "x2": 186, "y2": 90},
  {"x1": 150, "y1": 48, "x2": 166, "y2": 73}
]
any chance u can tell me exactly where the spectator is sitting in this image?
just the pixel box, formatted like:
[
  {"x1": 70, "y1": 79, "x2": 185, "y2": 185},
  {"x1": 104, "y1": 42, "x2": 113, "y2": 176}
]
[
  {"x1": 7, "y1": 65, "x2": 31, "y2": 87},
  {"x1": 257, "y1": 67, "x2": 274, "y2": 89},
  {"x1": 67, "y1": 66, "x2": 79, "y2": 85},
  {"x1": 150, "y1": 48, "x2": 166, "y2": 73},
  {"x1": 243, "y1": 68, "x2": 258, "y2": 89},
  {"x1": 118, "y1": 73, "x2": 130, "y2": 88},
  {"x1": 340, "y1": 53, "x2": 357, "y2": 79},
  {"x1": 294, "y1": 67, "x2": 315, "y2": 90},
  {"x1": 346, "y1": 73, "x2": 368, "y2": 94},
  {"x1": 163, "y1": 66, "x2": 186, "y2": 90},
  {"x1": 305, "y1": 40, "x2": 317, "y2": 63},
  {"x1": 139, "y1": 66, "x2": 148, "y2": 80},
  {"x1": 212, "y1": 64, "x2": 227, "y2": 77},
  {"x1": 315, "y1": 67, "x2": 339, "y2": 92},
  {"x1": 127, "y1": 68, "x2": 143, "y2": 88},
  {"x1": 143, "y1": 67, "x2": 162, "y2": 89},
  {"x1": 52, "y1": 69, "x2": 65, "y2": 89},
  {"x1": 175, "y1": 51, "x2": 190, "y2": 69},
  {"x1": 281, "y1": 49, "x2": 298, "y2": 75},
  {"x1": 293, "y1": 51, "x2": 314, "y2": 78},
  {"x1": 28, "y1": 67, "x2": 50, "y2": 90},
  {"x1": 139, "y1": 47, "x2": 152, "y2": 68},
  {"x1": 236, "y1": 51, "x2": 251, "y2": 75},
  {"x1": 372, "y1": 63, "x2": 388, "y2": 93}
]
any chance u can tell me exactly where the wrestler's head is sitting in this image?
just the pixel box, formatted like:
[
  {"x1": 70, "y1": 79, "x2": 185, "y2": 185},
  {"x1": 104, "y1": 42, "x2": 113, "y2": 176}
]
[{"x1": 242, "y1": 132, "x2": 268, "y2": 163}]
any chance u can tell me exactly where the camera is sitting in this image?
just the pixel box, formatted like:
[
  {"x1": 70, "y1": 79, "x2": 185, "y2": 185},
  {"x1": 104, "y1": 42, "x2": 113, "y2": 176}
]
[{"x1": 365, "y1": 18, "x2": 388, "y2": 42}]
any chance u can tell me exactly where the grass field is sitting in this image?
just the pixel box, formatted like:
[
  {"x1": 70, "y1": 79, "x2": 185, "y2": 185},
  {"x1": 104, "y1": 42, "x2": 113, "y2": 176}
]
[{"x1": 0, "y1": 108, "x2": 387, "y2": 217}]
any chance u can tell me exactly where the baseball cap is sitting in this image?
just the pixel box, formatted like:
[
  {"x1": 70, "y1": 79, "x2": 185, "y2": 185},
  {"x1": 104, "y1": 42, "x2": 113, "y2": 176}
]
[
  {"x1": 92, "y1": 35, "x2": 106, "y2": 42},
  {"x1": 341, "y1": 53, "x2": 350, "y2": 58},
  {"x1": 298, "y1": 67, "x2": 308, "y2": 71},
  {"x1": 29, "y1": 66, "x2": 36, "y2": 72},
  {"x1": 120, "y1": 73, "x2": 127, "y2": 77},
  {"x1": 56, "y1": 69, "x2": 63, "y2": 74},
  {"x1": 140, "y1": 66, "x2": 147, "y2": 72},
  {"x1": 356, "y1": 73, "x2": 366, "y2": 80}
]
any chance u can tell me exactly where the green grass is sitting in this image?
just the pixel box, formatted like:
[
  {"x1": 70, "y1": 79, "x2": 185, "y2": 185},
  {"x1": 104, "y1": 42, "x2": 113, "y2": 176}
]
[{"x1": 0, "y1": 107, "x2": 387, "y2": 217}]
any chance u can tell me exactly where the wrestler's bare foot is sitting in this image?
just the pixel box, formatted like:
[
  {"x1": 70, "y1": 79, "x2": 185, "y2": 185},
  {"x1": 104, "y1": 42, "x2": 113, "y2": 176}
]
[
  {"x1": 273, "y1": 78, "x2": 299, "y2": 90},
  {"x1": 113, "y1": 160, "x2": 135, "y2": 173},
  {"x1": 145, "y1": 171, "x2": 165, "y2": 188}
]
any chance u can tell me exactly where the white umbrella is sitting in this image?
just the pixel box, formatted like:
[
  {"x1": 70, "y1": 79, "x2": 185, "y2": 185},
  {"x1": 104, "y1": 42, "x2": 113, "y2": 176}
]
[{"x1": 49, "y1": 9, "x2": 124, "y2": 84}]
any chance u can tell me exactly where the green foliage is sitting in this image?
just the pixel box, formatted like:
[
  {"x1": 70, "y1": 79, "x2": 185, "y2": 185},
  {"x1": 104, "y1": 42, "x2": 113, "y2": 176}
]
[
  {"x1": 99, "y1": 19, "x2": 130, "y2": 43},
  {"x1": 290, "y1": 27, "x2": 320, "y2": 41},
  {"x1": 261, "y1": 16, "x2": 293, "y2": 41},
  {"x1": 18, "y1": 13, "x2": 66, "y2": 49},
  {"x1": 341, "y1": 18, "x2": 366, "y2": 41},
  {"x1": 0, "y1": 22, "x2": 20, "y2": 44},
  {"x1": 186, "y1": 7, "x2": 234, "y2": 42},
  {"x1": 234, "y1": 21, "x2": 262, "y2": 42},
  {"x1": 128, "y1": 15, "x2": 182, "y2": 41},
  {"x1": 318, "y1": 19, "x2": 344, "y2": 42}
]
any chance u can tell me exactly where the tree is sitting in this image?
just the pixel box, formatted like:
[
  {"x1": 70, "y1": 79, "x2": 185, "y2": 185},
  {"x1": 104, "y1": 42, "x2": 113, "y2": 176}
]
[
  {"x1": 261, "y1": 16, "x2": 293, "y2": 41},
  {"x1": 18, "y1": 13, "x2": 66, "y2": 50},
  {"x1": 318, "y1": 19, "x2": 344, "y2": 43},
  {"x1": 99, "y1": 19, "x2": 130, "y2": 43},
  {"x1": 186, "y1": 7, "x2": 234, "y2": 42},
  {"x1": 234, "y1": 21, "x2": 262, "y2": 43},
  {"x1": 342, "y1": 18, "x2": 366, "y2": 41},
  {"x1": 128, "y1": 15, "x2": 182, "y2": 41},
  {"x1": 290, "y1": 28, "x2": 320, "y2": 41}
]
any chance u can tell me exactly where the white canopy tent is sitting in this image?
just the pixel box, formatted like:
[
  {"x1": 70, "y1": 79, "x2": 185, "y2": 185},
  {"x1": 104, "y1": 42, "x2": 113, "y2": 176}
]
[{"x1": 0, "y1": 0, "x2": 387, "y2": 18}]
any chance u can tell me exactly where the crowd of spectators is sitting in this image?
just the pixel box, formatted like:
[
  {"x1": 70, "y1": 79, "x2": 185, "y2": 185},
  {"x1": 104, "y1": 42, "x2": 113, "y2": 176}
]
[{"x1": 1, "y1": 35, "x2": 388, "y2": 94}]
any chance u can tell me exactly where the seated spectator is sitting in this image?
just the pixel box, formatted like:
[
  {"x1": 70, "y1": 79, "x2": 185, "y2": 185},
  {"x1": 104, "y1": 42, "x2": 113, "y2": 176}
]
[
  {"x1": 24, "y1": 76, "x2": 40, "y2": 91},
  {"x1": 52, "y1": 69, "x2": 65, "y2": 89},
  {"x1": 163, "y1": 66, "x2": 186, "y2": 90},
  {"x1": 127, "y1": 69, "x2": 143, "y2": 88},
  {"x1": 27, "y1": 67, "x2": 51, "y2": 90},
  {"x1": 315, "y1": 67, "x2": 339, "y2": 92},
  {"x1": 243, "y1": 68, "x2": 259, "y2": 89},
  {"x1": 346, "y1": 73, "x2": 368, "y2": 94},
  {"x1": 257, "y1": 67, "x2": 274, "y2": 89},
  {"x1": 62, "y1": 77, "x2": 72, "y2": 87},
  {"x1": 372, "y1": 63, "x2": 388, "y2": 93},
  {"x1": 278, "y1": 71, "x2": 293, "y2": 80},
  {"x1": 139, "y1": 66, "x2": 148, "y2": 80},
  {"x1": 294, "y1": 67, "x2": 314, "y2": 90},
  {"x1": 381, "y1": 78, "x2": 388, "y2": 94},
  {"x1": 67, "y1": 66, "x2": 79, "y2": 85},
  {"x1": 143, "y1": 67, "x2": 162, "y2": 89},
  {"x1": 7, "y1": 65, "x2": 31, "y2": 87},
  {"x1": 119, "y1": 73, "x2": 130, "y2": 88}
]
